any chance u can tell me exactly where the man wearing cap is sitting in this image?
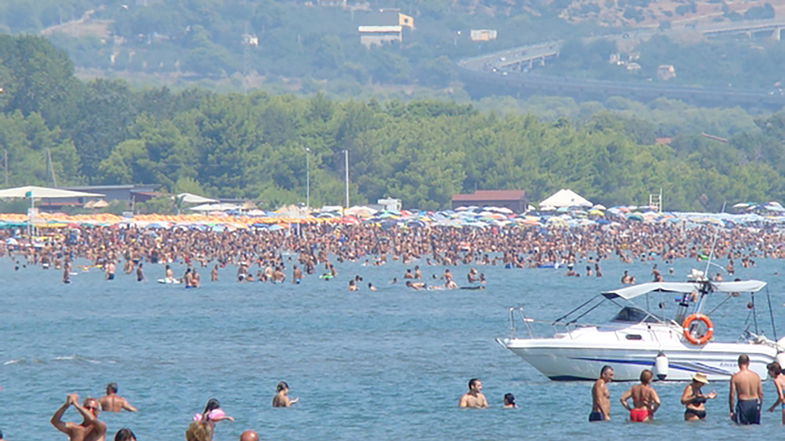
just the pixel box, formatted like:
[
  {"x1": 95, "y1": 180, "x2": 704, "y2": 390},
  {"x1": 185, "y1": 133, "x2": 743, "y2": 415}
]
[{"x1": 681, "y1": 372, "x2": 717, "y2": 420}]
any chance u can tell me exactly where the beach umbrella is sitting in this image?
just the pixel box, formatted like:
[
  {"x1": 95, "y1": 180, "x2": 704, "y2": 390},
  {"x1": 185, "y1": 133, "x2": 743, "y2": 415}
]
[{"x1": 486, "y1": 206, "x2": 513, "y2": 214}]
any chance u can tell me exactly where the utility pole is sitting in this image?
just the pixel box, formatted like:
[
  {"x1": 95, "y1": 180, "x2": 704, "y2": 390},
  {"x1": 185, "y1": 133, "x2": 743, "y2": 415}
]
[
  {"x1": 305, "y1": 147, "x2": 310, "y2": 209},
  {"x1": 3, "y1": 150, "x2": 7, "y2": 186},
  {"x1": 47, "y1": 148, "x2": 57, "y2": 187},
  {"x1": 344, "y1": 149, "x2": 349, "y2": 208}
]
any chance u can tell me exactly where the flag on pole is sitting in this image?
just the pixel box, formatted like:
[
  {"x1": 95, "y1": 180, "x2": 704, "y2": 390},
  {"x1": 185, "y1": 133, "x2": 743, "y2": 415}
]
[{"x1": 399, "y1": 13, "x2": 415, "y2": 29}]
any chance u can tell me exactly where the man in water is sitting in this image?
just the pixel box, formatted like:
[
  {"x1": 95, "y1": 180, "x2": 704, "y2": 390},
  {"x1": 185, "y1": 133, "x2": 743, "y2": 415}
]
[
  {"x1": 240, "y1": 430, "x2": 259, "y2": 441},
  {"x1": 272, "y1": 381, "x2": 299, "y2": 407},
  {"x1": 730, "y1": 353, "x2": 762, "y2": 424},
  {"x1": 589, "y1": 365, "x2": 613, "y2": 421},
  {"x1": 99, "y1": 383, "x2": 137, "y2": 412},
  {"x1": 51, "y1": 393, "x2": 107, "y2": 441},
  {"x1": 620, "y1": 369, "x2": 660, "y2": 422},
  {"x1": 459, "y1": 378, "x2": 489, "y2": 408},
  {"x1": 766, "y1": 361, "x2": 785, "y2": 424}
]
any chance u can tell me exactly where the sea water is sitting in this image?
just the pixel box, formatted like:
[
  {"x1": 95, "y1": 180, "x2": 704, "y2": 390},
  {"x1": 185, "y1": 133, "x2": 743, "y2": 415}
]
[{"x1": 2, "y1": 256, "x2": 784, "y2": 440}]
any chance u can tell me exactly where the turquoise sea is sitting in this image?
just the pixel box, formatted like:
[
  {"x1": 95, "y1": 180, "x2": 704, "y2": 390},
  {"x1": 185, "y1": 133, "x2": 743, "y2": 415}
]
[{"x1": 2, "y1": 255, "x2": 785, "y2": 440}]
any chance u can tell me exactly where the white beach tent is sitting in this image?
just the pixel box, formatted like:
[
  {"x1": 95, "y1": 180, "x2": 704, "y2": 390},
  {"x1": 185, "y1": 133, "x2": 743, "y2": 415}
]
[
  {"x1": 0, "y1": 185, "x2": 104, "y2": 200},
  {"x1": 189, "y1": 202, "x2": 242, "y2": 212},
  {"x1": 177, "y1": 192, "x2": 218, "y2": 204},
  {"x1": 0, "y1": 185, "x2": 105, "y2": 232},
  {"x1": 539, "y1": 189, "x2": 592, "y2": 209},
  {"x1": 0, "y1": 185, "x2": 105, "y2": 214}
]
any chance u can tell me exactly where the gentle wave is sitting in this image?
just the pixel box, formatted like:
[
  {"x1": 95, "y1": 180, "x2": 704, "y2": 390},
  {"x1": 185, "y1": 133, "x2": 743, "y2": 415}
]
[{"x1": 4, "y1": 355, "x2": 107, "y2": 365}]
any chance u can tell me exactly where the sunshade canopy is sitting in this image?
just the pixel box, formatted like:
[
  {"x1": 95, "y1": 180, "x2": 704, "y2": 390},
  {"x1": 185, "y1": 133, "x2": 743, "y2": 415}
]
[
  {"x1": 177, "y1": 192, "x2": 218, "y2": 204},
  {"x1": 0, "y1": 185, "x2": 104, "y2": 199},
  {"x1": 539, "y1": 189, "x2": 592, "y2": 208},
  {"x1": 602, "y1": 280, "x2": 767, "y2": 300}
]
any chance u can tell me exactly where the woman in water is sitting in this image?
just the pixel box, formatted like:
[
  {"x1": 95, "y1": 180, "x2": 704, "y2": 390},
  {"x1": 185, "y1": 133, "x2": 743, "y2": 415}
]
[
  {"x1": 272, "y1": 381, "x2": 299, "y2": 407},
  {"x1": 680, "y1": 372, "x2": 716, "y2": 421},
  {"x1": 186, "y1": 398, "x2": 234, "y2": 441}
]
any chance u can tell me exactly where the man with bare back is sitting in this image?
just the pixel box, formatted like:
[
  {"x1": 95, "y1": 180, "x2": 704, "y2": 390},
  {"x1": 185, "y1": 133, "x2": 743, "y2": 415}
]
[
  {"x1": 620, "y1": 369, "x2": 661, "y2": 422},
  {"x1": 730, "y1": 354, "x2": 763, "y2": 424},
  {"x1": 99, "y1": 383, "x2": 137, "y2": 412}
]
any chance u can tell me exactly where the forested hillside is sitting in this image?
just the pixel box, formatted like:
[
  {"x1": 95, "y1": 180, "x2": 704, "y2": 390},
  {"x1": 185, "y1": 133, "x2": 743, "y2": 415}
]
[
  {"x1": 1, "y1": 1, "x2": 782, "y2": 96},
  {"x1": 2, "y1": 35, "x2": 785, "y2": 211}
]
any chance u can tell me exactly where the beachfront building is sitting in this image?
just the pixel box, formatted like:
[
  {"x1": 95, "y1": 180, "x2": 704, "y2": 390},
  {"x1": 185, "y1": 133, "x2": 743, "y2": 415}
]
[
  {"x1": 35, "y1": 184, "x2": 160, "y2": 211},
  {"x1": 451, "y1": 190, "x2": 528, "y2": 213},
  {"x1": 358, "y1": 9, "x2": 414, "y2": 48}
]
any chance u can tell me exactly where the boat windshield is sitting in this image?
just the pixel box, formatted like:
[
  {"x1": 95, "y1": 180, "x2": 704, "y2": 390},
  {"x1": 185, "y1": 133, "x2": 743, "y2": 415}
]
[{"x1": 610, "y1": 306, "x2": 662, "y2": 324}]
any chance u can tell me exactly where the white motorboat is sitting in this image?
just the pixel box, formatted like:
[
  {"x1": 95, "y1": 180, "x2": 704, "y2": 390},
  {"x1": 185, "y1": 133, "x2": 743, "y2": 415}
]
[{"x1": 496, "y1": 271, "x2": 785, "y2": 381}]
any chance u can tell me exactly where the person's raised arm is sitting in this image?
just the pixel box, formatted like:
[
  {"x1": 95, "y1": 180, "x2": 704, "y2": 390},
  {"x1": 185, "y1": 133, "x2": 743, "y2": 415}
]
[
  {"x1": 212, "y1": 414, "x2": 235, "y2": 423},
  {"x1": 72, "y1": 401, "x2": 107, "y2": 436},
  {"x1": 72, "y1": 401, "x2": 97, "y2": 425},
  {"x1": 51, "y1": 394, "x2": 75, "y2": 434}
]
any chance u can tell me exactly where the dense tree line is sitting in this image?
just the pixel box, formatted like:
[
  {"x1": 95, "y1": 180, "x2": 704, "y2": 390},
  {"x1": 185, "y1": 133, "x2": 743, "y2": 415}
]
[{"x1": 2, "y1": 35, "x2": 785, "y2": 211}]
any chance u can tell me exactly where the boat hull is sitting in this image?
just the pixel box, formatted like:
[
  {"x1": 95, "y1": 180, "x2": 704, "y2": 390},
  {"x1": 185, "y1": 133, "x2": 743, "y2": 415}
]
[{"x1": 498, "y1": 337, "x2": 776, "y2": 381}]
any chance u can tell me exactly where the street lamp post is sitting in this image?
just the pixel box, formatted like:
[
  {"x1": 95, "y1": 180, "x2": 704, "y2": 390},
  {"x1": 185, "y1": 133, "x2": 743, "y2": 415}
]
[
  {"x1": 305, "y1": 147, "x2": 311, "y2": 209},
  {"x1": 344, "y1": 149, "x2": 349, "y2": 208}
]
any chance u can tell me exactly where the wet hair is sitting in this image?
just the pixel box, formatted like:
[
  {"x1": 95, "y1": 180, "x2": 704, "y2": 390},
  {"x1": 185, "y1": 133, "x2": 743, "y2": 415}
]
[
  {"x1": 107, "y1": 383, "x2": 118, "y2": 393},
  {"x1": 201, "y1": 398, "x2": 220, "y2": 420},
  {"x1": 738, "y1": 354, "x2": 750, "y2": 366},
  {"x1": 115, "y1": 428, "x2": 136, "y2": 441},
  {"x1": 600, "y1": 365, "x2": 613, "y2": 377},
  {"x1": 503, "y1": 393, "x2": 516, "y2": 405},
  {"x1": 468, "y1": 378, "x2": 481, "y2": 389},
  {"x1": 768, "y1": 361, "x2": 782, "y2": 374},
  {"x1": 277, "y1": 381, "x2": 289, "y2": 392},
  {"x1": 640, "y1": 369, "x2": 653, "y2": 384}
]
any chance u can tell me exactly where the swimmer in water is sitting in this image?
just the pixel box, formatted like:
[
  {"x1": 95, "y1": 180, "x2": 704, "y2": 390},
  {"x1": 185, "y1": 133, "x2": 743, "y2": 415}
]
[{"x1": 272, "y1": 381, "x2": 299, "y2": 407}]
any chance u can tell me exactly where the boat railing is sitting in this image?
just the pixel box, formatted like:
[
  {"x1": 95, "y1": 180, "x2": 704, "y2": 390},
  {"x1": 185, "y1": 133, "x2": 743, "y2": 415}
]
[{"x1": 506, "y1": 306, "x2": 679, "y2": 340}]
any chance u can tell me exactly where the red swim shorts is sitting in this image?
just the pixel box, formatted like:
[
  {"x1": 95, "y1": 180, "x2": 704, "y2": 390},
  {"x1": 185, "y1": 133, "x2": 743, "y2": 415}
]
[{"x1": 629, "y1": 408, "x2": 650, "y2": 422}]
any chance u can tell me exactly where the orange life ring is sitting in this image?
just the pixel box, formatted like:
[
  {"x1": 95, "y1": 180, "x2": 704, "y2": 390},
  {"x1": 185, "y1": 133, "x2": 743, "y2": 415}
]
[{"x1": 682, "y1": 313, "x2": 714, "y2": 345}]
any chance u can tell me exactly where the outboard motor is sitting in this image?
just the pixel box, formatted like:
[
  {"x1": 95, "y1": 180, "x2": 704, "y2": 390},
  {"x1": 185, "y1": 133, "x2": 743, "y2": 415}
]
[{"x1": 654, "y1": 351, "x2": 669, "y2": 380}]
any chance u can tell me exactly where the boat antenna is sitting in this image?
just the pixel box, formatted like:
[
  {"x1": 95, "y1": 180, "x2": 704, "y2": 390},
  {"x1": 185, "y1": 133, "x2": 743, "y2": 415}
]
[
  {"x1": 766, "y1": 287, "x2": 778, "y2": 340},
  {"x1": 703, "y1": 201, "x2": 726, "y2": 276}
]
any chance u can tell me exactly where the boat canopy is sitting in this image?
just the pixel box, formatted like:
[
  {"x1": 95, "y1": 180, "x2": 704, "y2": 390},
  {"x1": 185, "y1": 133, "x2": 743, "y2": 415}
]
[{"x1": 602, "y1": 280, "x2": 767, "y2": 300}]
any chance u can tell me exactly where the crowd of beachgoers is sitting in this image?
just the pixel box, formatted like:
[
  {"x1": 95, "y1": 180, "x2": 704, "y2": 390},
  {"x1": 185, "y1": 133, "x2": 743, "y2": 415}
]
[{"x1": 0, "y1": 216, "x2": 779, "y2": 285}]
